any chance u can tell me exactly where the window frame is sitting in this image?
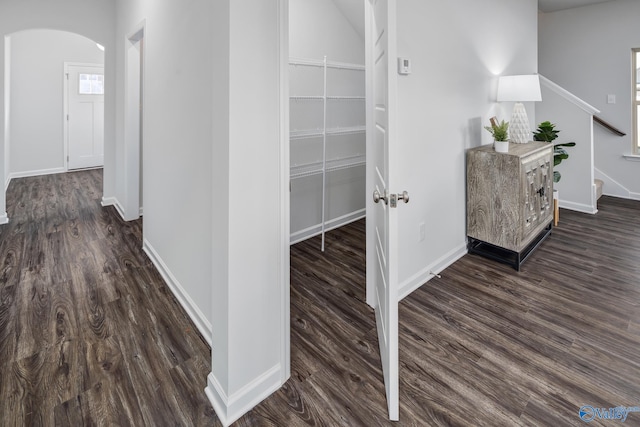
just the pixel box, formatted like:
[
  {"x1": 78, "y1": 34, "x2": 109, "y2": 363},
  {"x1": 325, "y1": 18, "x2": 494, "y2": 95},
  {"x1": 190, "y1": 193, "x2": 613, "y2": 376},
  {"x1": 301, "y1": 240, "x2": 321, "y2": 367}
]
[{"x1": 78, "y1": 73, "x2": 105, "y2": 95}]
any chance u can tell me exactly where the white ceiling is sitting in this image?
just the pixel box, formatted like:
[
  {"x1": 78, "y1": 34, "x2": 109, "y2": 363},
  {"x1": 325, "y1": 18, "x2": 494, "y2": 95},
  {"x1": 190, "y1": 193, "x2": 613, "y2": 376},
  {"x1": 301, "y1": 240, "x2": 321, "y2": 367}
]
[{"x1": 538, "y1": 0, "x2": 616, "y2": 13}]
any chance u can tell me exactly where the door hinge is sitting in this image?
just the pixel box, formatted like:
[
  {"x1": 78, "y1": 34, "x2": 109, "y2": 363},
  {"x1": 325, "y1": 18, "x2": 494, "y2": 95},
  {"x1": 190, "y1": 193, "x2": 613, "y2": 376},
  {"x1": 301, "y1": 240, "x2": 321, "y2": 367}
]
[
  {"x1": 67, "y1": 114, "x2": 69, "y2": 121},
  {"x1": 66, "y1": 73, "x2": 69, "y2": 80},
  {"x1": 67, "y1": 156, "x2": 69, "y2": 162}
]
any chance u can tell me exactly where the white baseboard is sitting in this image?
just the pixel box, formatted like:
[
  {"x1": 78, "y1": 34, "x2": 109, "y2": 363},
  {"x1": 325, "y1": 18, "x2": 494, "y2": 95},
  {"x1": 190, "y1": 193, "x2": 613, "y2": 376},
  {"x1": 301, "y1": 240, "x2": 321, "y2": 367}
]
[
  {"x1": 101, "y1": 196, "x2": 116, "y2": 207},
  {"x1": 5, "y1": 167, "x2": 67, "y2": 191},
  {"x1": 558, "y1": 199, "x2": 598, "y2": 214},
  {"x1": 101, "y1": 197, "x2": 127, "y2": 221},
  {"x1": 0, "y1": 212, "x2": 8, "y2": 225},
  {"x1": 8, "y1": 167, "x2": 66, "y2": 182},
  {"x1": 142, "y1": 238, "x2": 212, "y2": 346},
  {"x1": 398, "y1": 243, "x2": 468, "y2": 301},
  {"x1": 205, "y1": 364, "x2": 282, "y2": 427},
  {"x1": 595, "y1": 167, "x2": 638, "y2": 200},
  {"x1": 290, "y1": 209, "x2": 365, "y2": 245}
]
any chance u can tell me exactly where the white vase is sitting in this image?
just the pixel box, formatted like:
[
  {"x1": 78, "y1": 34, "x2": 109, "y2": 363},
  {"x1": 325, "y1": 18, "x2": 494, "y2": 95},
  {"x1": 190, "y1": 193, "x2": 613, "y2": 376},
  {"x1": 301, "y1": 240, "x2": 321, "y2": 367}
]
[{"x1": 494, "y1": 140, "x2": 509, "y2": 153}]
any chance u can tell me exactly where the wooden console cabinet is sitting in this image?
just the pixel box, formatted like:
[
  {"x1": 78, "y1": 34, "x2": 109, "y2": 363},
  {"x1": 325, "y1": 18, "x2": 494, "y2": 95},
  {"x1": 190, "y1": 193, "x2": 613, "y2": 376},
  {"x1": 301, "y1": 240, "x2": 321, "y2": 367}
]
[{"x1": 466, "y1": 141, "x2": 553, "y2": 270}]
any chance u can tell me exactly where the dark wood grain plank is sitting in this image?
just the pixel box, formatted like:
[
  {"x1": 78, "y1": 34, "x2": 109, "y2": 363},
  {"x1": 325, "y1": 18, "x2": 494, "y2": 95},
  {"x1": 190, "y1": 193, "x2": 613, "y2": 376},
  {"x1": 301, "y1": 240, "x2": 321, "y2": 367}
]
[
  {"x1": 0, "y1": 170, "x2": 216, "y2": 426},
  {"x1": 2, "y1": 169, "x2": 640, "y2": 426}
]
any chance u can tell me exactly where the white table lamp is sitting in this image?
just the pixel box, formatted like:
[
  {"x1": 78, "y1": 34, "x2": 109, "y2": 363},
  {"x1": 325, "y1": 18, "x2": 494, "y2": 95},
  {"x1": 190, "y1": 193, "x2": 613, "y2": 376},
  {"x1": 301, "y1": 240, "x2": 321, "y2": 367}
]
[{"x1": 497, "y1": 75, "x2": 542, "y2": 144}]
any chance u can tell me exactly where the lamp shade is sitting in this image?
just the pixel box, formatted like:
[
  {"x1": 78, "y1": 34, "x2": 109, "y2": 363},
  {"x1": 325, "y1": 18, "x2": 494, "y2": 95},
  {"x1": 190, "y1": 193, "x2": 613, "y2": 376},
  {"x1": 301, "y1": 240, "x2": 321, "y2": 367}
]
[{"x1": 497, "y1": 75, "x2": 542, "y2": 102}]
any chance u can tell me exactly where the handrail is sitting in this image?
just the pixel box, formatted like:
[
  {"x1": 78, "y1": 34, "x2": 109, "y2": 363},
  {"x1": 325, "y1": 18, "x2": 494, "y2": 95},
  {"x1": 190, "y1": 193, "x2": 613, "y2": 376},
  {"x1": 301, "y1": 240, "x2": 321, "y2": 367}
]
[
  {"x1": 539, "y1": 75, "x2": 600, "y2": 114},
  {"x1": 594, "y1": 116, "x2": 626, "y2": 136}
]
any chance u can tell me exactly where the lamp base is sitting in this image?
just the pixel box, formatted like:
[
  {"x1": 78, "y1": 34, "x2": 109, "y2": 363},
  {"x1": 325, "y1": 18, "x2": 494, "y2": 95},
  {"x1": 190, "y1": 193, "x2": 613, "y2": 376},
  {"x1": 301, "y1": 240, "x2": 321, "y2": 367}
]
[{"x1": 510, "y1": 102, "x2": 531, "y2": 144}]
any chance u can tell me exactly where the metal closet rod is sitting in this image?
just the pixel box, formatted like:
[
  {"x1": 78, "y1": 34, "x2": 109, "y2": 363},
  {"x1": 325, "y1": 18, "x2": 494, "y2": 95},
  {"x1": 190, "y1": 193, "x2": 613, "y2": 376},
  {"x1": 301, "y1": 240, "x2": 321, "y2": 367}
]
[{"x1": 289, "y1": 57, "x2": 365, "y2": 71}]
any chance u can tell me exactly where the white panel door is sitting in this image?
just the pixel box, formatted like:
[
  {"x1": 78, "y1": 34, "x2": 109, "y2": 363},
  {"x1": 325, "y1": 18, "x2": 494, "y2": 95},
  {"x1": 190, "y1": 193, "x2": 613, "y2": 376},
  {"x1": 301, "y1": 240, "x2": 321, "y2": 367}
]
[
  {"x1": 67, "y1": 64, "x2": 104, "y2": 170},
  {"x1": 368, "y1": 0, "x2": 400, "y2": 421}
]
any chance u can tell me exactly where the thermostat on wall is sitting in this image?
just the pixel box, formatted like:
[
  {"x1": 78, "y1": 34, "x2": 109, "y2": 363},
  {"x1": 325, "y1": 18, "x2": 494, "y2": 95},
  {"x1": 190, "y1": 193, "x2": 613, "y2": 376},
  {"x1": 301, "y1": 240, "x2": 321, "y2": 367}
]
[{"x1": 398, "y1": 57, "x2": 411, "y2": 75}]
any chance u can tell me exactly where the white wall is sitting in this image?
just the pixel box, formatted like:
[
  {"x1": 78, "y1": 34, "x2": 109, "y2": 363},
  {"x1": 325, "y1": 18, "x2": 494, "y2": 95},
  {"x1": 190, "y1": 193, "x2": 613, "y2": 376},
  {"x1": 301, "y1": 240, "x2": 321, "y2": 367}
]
[
  {"x1": 289, "y1": 0, "x2": 366, "y2": 242},
  {"x1": 116, "y1": 2, "x2": 288, "y2": 425},
  {"x1": 9, "y1": 29, "x2": 103, "y2": 176},
  {"x1": 539, "y1": 0, "x2": 640, "y2": 199},
  {"x1": 0, "y1": 0, "x2": 116, "y2": 222},
  {"x1": 115, "y1": 0, "x2": 213, "y2": 336},
  {"x1": 395, "y1": 0, "x2": 539, "y2": 297},
  {"x1": 536, "y1": 80, "x2": 598, "y2": 213},
  {"x1": 289, "y1": 0, "x2": 363, "y2": 63},
  {"x1": 207, "y1": 1, "x2": 288, "y2": 425}
]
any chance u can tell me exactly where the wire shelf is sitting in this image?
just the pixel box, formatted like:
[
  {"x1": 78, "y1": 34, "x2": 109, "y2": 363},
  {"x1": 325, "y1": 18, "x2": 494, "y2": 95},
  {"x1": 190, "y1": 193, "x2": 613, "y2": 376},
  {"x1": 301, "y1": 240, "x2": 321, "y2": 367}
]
[
  {"x1": 326, "y1": 95, "x2": 366, "y2": 100},
  {"x1": 290, "y1": 95, "x2": 324, "y2": 100},
  {"x1": 289, "y1": 57, "x2": 365, "y2": 71},
  {"x1": 290, "y1": 126, "x2": 365, "y2": 140},
  {"x1": 290, "y1": 155, "x2": 365, "y2": 178},
  {"x1": 289, "y1": 55, "x2": 365, "y2": 252},
  {"x1": 325, "y1": 126, "x2": 366, "y2": 136}
]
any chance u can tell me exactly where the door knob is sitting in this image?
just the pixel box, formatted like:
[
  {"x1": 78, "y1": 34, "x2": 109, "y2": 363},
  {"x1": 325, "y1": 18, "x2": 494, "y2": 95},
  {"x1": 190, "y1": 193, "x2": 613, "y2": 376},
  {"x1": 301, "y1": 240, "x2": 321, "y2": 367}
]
[
  {"x1": 398, "y1": 191, "x2": 409, "y2": 203},
  {"x1": 373, "y1": 189, "x2": 388, "y2": 205},
  {"x1": 389, "y1": 191, "x2": 409, "y2": 208}
]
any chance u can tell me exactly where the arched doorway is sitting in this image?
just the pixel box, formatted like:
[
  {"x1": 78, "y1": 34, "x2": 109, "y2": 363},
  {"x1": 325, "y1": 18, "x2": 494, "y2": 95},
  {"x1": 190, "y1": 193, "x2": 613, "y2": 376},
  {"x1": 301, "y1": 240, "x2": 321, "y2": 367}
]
[{"x1": 4, "y1": 29, "x2": 104, "y2": 187}]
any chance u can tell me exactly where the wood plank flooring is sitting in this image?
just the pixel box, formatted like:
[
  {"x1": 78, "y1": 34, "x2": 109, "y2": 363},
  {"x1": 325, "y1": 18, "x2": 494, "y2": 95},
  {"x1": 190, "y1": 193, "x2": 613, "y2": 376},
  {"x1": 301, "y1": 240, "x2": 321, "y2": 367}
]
[
  {"x1": 1, "y1": 170, "x2": 639, "y2": 426},
  {"x1": 0, "y1": 170, "x2": 216, "y2": 426},
  {"x1": 241, "y1": 196, "x2": 640, "y2": 426}
]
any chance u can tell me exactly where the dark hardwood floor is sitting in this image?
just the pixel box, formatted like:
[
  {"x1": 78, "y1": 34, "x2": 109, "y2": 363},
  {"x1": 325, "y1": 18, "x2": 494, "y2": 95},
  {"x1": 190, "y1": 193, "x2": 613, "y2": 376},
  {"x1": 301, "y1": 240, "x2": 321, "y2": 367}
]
[
  {"x1": 0, "y1": 170, "x2": 216, "y2": 426},
  {"x1": 242, "y1": 196, "x2": 640, "y2": 427},
  {"x1": 1, "y1": 170, "x2": 639, "y2": 426}
]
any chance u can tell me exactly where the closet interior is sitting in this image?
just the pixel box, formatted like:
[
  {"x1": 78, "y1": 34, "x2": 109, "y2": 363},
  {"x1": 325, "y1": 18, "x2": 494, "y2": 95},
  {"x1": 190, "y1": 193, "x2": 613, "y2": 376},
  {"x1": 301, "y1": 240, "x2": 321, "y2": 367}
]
[{"x1": 289, "y1": 56, "x2": 366, "y2": 249}]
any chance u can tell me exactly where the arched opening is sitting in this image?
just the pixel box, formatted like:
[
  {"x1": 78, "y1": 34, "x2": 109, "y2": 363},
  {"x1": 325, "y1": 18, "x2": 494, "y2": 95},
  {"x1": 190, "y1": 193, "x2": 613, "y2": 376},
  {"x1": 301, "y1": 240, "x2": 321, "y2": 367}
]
[{"x1": 4, "y1": 29, "x2": 104, "y2": 187}]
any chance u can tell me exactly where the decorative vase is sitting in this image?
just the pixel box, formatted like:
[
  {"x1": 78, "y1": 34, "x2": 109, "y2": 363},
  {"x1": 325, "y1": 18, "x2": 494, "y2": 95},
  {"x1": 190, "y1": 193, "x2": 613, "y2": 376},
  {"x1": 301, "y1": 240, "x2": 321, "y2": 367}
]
[{"x1": 494, "y1": 140, "x2": 509, "y2": 153}]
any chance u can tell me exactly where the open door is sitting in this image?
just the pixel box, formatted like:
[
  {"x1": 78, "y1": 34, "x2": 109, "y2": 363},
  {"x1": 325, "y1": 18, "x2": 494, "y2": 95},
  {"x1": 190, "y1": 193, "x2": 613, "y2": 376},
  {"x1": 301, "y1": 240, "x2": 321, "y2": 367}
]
[{"x1": 366, "y1": 0, "x2": 401, "y2": 421}]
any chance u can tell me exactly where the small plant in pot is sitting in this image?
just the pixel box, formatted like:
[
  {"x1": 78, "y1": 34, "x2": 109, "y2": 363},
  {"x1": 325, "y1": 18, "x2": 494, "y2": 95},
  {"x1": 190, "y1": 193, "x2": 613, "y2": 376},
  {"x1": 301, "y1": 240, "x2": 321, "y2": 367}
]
[
  {"x1": 532, "y1": 121, "x2": 575, "y2": 183},
  {"x1": 484, "y1": 117, "x2": 509, "y2": 153}
]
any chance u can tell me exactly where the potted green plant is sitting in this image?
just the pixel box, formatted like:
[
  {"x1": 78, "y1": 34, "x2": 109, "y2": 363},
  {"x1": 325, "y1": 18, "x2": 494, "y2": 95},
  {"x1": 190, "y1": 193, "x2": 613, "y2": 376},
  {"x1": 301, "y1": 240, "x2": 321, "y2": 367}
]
[
  {"x1": 532, "y1": 121, "x2": 575, "y2": 183},
  {"x1": 484, "y1": 117, "x2": 509, "y2": 153}
]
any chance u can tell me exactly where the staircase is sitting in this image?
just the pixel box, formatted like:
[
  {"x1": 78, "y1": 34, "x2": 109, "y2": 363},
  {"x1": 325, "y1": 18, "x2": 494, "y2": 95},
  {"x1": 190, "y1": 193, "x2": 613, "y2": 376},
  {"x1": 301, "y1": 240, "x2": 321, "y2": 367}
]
[
  {"x1": 536, "y1": 75, "x2": 600, "y2": 214},
  {"x1": 595, "y1": 178, "x2": 603, "y2": 200},
  {"x1": 592, "y1": 115, "x2": 627, "y2": 201}
]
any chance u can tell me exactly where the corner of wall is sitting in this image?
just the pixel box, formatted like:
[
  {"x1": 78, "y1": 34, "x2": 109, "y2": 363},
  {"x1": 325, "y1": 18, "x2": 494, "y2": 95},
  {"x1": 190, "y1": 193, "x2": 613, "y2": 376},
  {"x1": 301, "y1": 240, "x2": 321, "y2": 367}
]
[
  {"x1": 398, "y1": 243, "x2": 467, "y2": 300},
  {"x1": 205, "y1": 365, "x2": 283, "y2": 427},
  {"x1": 101, "y1": 196, "x2": 127, "y2": 221}
]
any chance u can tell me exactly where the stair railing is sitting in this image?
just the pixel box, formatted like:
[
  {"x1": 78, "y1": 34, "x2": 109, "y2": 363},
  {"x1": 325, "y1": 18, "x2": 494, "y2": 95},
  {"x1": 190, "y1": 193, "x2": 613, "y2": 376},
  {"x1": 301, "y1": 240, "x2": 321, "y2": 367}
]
[{"x1": 593, "y1": 115, "x2": 626, "y2": 136}]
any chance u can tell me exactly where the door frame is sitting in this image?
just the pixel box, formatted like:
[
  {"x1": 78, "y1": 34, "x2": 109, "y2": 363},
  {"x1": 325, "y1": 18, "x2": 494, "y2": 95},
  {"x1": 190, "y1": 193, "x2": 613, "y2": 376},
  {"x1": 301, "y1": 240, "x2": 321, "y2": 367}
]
[
  {"x1": 365, "y1": 2, "x2": 375, "y2": 308},
  {"x1": 278, "y1": 0, "x2": 291, "y2": 385},
  {"x1": 123, "y1": 22, "x2": 145, "y2": 221},
  {"x1": 280, "y1": 0, "x2": 398, "y2": 419},
  {"x1": 63, "y1": 62, "x2": 105, "y2": 171}
]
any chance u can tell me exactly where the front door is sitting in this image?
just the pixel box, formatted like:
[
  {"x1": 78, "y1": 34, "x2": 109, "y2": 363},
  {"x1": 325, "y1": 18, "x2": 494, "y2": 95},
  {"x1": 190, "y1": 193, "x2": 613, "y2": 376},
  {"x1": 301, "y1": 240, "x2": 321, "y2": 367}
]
[
  {"x1": 66, "y1": 63, "x2": 104, "y2": 170},
  {"x1": 366, "y1": 0, "x2": 400, "y2": 421}
]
